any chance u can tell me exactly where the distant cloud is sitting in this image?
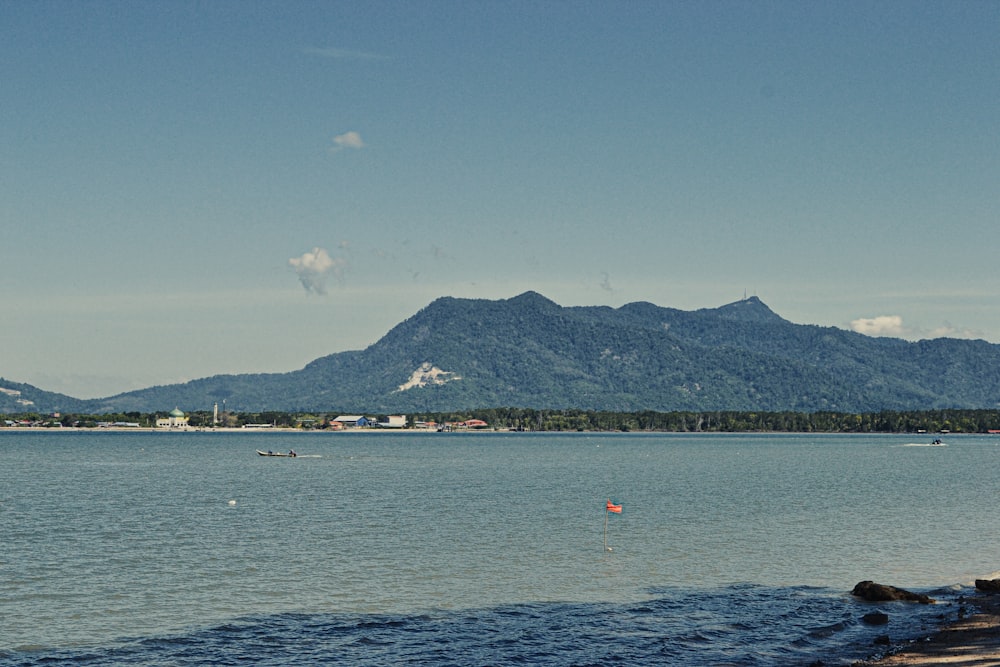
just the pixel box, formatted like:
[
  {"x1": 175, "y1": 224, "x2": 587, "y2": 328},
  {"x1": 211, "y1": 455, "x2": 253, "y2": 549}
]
[
  {"x1": 303, "y1": 46, "x2": 389, "y2": 61},
  {"x1": 289, "y1": 247, "x2": 346, "y2": 295},
  {"x1": 331, "y1": 131, "x2": 365, "y2": 152},
  {"x1": 850, "y1": 315, "x2": 983, "y2": 340},
  {"x1": 850, "y1": 315, "x2": 906, "y2": 337},
  {"x1": 928, "y1": 324, "x2": 983, "y2": 340}
]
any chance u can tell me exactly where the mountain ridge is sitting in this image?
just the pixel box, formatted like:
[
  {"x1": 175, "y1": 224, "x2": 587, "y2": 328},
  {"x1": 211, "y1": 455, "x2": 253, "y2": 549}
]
[{"x1": 3, "y1": 292, "x2": 999, "y2": 414}]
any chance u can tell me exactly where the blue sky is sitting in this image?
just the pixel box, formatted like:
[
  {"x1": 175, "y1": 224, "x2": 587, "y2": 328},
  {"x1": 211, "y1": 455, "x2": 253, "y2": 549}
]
[{"x1": 3, "y1": 1, "x2": 999, "y2": 399}]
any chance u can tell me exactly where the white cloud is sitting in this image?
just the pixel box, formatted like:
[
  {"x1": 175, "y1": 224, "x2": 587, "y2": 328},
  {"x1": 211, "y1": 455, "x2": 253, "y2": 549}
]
[
  {"x1": 928, "y1": 324, "x2": 983, "y2": 340},
  {"x1": 331, "y1": 131, "x2": 365, "y2": 152},
  {"x1": 850, "y1": 315, "x2": 906, "y2": 337},
  {"x1": 851, "y1": 314, "x2": 985, "y2": 341},
  {"x1": 289, "y1": 247, "x2": 346, "y2": 295}
]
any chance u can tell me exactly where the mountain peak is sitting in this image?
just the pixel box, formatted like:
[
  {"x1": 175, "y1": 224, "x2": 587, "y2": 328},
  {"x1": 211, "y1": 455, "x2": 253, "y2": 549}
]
[
  {"x1": 506, "y1": 291, "x2": 558, "y2": 307},
  {"x1": 711, "y1": 296, "x2": 785, "y2": 324},
  {"x1": 502, "y1": 291, "x2": 562, "y2": 313}
]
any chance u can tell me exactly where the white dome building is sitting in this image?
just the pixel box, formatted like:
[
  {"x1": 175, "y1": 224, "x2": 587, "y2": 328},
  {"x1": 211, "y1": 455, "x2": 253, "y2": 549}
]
[{"x1": 156, "y1": 408, "x2": 190, "y2": 429}]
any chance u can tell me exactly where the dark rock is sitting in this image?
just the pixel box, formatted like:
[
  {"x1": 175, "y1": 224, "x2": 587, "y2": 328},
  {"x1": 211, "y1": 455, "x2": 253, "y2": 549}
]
[
  {"x1": 872, "y1": 634, "x2": 891, "y2": 645},
  {"x1": 851, "y1": 581, "x2": 935, "y2": 604},
  {"x1": 976, "y1": 579, "x2": 1000, "y2": 593},
  {"x1": 861, "y1": 611, "x2": 889, "y2": 625}
]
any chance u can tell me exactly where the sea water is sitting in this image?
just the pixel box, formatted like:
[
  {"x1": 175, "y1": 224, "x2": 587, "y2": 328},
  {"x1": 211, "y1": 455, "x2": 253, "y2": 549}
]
[{"x1": 2, "y1": 431, "x2": 998, "y2": 665}]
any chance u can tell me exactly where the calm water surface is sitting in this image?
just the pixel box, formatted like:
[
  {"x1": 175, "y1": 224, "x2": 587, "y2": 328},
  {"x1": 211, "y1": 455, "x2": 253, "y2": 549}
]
[{"x1": 2, "y1": 431, "x2": 999, "y2": 665}]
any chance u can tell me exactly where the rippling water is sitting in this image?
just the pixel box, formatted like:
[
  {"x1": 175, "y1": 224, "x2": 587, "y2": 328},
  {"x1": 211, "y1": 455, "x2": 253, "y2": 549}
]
[{"x1": 2, "y1": 431, "x2": 998, "y2": 665}]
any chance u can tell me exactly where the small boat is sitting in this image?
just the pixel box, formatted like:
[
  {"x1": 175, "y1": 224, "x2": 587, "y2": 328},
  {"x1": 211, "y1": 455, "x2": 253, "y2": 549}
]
[{"x1": 256, "y1": 449, "x2": 297, "y2": 457}]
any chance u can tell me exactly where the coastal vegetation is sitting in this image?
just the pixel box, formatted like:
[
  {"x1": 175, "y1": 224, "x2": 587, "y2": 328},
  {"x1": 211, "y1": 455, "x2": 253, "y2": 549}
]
[{"x1": 4, "y1": 408, "x2": 1000, "y2": 434}]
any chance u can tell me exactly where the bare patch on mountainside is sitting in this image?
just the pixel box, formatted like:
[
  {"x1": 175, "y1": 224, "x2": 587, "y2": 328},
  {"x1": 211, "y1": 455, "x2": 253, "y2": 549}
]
[{"x1": 396, "y1": 363, "x2": 462, "y2": 392}]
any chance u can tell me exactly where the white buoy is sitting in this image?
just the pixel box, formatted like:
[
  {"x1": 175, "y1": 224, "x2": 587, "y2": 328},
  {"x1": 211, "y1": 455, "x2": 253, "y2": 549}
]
[{"x1": 228, "y1": 499, "x2": 237, "y2": 506}]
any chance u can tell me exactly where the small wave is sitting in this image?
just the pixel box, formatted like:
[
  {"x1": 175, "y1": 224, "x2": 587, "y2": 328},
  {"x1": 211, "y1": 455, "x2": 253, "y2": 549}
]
[{"x1": 804, "y1": 620, "x2": 850, "y2": 640}]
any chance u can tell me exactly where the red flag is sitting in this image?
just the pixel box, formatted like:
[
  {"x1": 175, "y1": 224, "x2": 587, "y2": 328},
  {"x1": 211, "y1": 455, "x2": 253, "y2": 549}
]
[{"x1": 606, "y1": 499, "x2": 622, "y2": 513}]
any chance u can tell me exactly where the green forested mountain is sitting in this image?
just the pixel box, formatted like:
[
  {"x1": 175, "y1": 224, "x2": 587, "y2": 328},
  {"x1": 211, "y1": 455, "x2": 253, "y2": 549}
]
[
  {"x1": 7, "y1": 292, "x2": 1000, "y2": 413},
  {"x1": 0, "y1": 379, "x2": 90, "y2": 414}
]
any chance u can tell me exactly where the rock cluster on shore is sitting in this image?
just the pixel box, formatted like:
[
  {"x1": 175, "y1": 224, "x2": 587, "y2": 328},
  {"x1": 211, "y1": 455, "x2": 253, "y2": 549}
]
[
  {"x1": 851, "y1": 581, "x2": 936, "y2": 604},
  {"x1": 849, "y1": 579, "x2": 1000, "y2": 666},
  {"x1": 976, "y1": 578, "x2": 1000, "y2": 593}
]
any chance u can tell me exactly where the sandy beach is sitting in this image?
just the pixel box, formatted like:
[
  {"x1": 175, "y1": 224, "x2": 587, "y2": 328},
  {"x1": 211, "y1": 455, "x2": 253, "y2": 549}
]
[{"x1": 854, "y1": 593, "x2": 1000, "y2": 666}]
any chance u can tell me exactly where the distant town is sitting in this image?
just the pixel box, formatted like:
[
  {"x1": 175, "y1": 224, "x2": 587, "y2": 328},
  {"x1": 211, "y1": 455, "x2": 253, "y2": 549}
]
[
  {"x1": 3, "y1": 406, "x2": 1000, "y2": 434},
  {"x1": 2, "y1": 406, "x2": 489, "y2": 432}
]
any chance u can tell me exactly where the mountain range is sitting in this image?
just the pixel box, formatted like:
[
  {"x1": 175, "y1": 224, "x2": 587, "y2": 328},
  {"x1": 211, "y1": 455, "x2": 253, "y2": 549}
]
[{"x1": 4, "y1": 291, "x2": 1000, "y2": 414}]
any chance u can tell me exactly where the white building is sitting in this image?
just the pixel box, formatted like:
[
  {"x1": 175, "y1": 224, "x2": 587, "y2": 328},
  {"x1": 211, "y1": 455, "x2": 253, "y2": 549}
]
[
  {"x1": 380, "y1": 415, "x2": 407, "y2": 428},
  {"x1": 156, "y1": 408, "x2": 189, "y2": 429}
]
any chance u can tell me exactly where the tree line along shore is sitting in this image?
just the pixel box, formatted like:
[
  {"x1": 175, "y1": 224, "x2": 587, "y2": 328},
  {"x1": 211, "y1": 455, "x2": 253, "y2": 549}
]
[{"x1": 3, "y1": 408, "x2": 1000, "y2": 434}]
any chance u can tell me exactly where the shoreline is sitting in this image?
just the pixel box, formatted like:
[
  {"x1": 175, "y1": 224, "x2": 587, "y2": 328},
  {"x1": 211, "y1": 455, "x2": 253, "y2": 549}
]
[
  {"x1": 852, "y1": 592, "x2": 1000, "y2": 666},
  {"x1": 0, "y1": 426, "x2": 465, "y2": 433},
  {"x1": 0, "y1": 427, "x2": 984, "y2": 436}
]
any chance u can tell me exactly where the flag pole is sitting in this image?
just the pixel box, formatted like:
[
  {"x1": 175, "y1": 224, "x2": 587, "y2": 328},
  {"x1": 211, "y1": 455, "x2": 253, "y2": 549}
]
[{"x1": 604, "y1": 498, "x2": 610, "y2": 551}]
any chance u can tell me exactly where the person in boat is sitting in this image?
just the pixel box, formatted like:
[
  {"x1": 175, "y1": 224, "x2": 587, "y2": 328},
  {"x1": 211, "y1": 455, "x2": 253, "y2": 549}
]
[
  {"x1": 289, "y1": 450, "x2": 296, "y2": 457},
  {"x1": 267, "y1": 450, "x2": 274, "y2": 455}
]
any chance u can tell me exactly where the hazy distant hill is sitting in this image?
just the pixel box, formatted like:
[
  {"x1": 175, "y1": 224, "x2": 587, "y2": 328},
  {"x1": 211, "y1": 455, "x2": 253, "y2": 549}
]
[
  {"x1": 0, "y1": 379, "x2": 89, "y2": 414},
  {"x1": 6, "y1": 291, "x2": 1000, "y2": 414}
]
